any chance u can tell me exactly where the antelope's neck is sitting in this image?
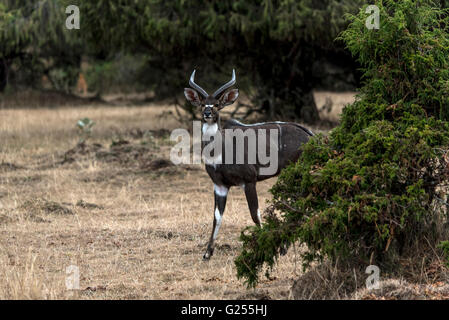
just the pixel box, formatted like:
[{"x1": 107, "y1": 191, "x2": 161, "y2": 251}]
[
  {"x1": 202, "y1": 122, "x2": 219, "y2": 136},
  {"x1": 201, "y1": 119, "x2": 221, "y2": 152},
  {"x1": 202, "y1": 115, "x2": 221, "y2": 136}
]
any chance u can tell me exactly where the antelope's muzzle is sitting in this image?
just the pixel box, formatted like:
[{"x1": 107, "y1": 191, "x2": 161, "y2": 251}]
[{"x1": 203, "y1": 108, "x2": 212, "y2": 119}]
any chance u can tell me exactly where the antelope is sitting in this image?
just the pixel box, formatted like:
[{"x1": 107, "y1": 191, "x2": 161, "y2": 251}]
[{"x1": 184, "y1": 69, "x2": 314, "y2": 260}]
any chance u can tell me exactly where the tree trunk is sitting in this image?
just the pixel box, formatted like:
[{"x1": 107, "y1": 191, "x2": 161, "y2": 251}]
[
  {"x1": 298, "y1": 90, "x2": 320, "y2": 124},
  {"x1": 0, "y1": 59, "x2": 9, "y2": 92}
]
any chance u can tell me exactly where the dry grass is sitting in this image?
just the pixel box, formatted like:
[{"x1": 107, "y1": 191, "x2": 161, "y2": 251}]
[
  {"x1": 10, "y1": 90, "x2": 446, "y2": 300},
  {"x1": 290, "y1": 260, "x2": 363, "y2": 300},
  {"x1": 1, "y1": 96, "x2": 326, "y2": 300},
  {"x1": 352, "y1": 279, "x2": 449, "y2": 300},
  {"x1": 6, "y1": 91, "x2": 445, "y2": 300},
  {"x1": 314, "y1": 90, "x2": 356, "y2": 123}
]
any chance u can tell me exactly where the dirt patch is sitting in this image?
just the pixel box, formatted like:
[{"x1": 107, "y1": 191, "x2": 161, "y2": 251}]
[
  {"x1": 96, "y1": 140, "x2": 152, "y2": 165},
  {"x1": 79, "y1": 169, "x2": 118, "y2": 183},
  {"x1": 353, "y1": 279, "x2": 449, "y2": 300},
  {"x1": 153, "y1": 230, "x2": 179, "y2": 240},
  {"x1": 2, "y1": 175, "x2": 43, "y2": 185},
  {"x1": 20, "y1": 198, "x2": 74, "y2": 219},
  {"x1": 0, "y1": 213, "x2": 15, "y2": 225},
  {"x1": 0, "y1": 162, "x2": 25, "y2": 172},
  {"x1": 216, "y1": 243, "x2": 235, "y2": 252},
  {"x1": 82, "y1": 285, "x2": 108, "y2": 293},
  {"x1": 59, "y1": 140, "x2": 156, "y2": 168},
  {"x1": 76, "y1": 200, "x2": 104, "y2": 210},
  {"x1": 61, "y1": 142, "x2": 104, "y2": 164},
  {"x1": 291, "y1": 262, "x2": 362, "y2": 300},
  {"x1": 236, "y1": 290, "x2": 272, "y2": 300},
  {"x1": 141, "y1": 158, "x2": 173, "y2": 170},
  {"x1": 127, "y1": 128, "x2": 171, "y2": 139},
  {"x1": 291, "y1": 259, "x2": 449, "y2": 300},
  {"x1": 35, "y1": 126, "x2": 194, "y2": 180}
]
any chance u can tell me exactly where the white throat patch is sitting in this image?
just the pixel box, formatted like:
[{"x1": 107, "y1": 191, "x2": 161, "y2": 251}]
[
  {"x1": 202, "y1": 122, "x2": 218, "y2": 135},
  {"x1": 202, "y1": 122, "x2": 221, "y2": 168}
]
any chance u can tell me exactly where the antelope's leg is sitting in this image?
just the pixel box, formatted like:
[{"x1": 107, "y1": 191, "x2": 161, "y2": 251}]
[
  {"x1": 203, "y1": 185, "x2": 228, "y2": 260},
  {"x1": 244, "y1": 183, "x2": 286, "y2": 254},
  {"x1": 244, "y1": 183, "x2": 261, "y2": 226}
]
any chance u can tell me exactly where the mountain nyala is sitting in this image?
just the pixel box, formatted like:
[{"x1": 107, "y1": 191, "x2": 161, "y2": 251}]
[{"x1": 184, "y1": 69, "x2": 314, "y2": 260}]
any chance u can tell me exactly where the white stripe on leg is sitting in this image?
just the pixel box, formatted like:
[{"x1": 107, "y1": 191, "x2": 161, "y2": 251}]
[
  {"x1": 214, "y1": 184, "x2": 228, "y2": 197},
  {"x1": 213, "y1": 207, "x2": 222, "y2": 240}
]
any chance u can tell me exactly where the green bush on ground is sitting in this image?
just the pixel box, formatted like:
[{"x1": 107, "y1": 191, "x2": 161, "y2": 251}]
[{"x1": 235, "y1": 0, "x2": 449, "y2": 287}]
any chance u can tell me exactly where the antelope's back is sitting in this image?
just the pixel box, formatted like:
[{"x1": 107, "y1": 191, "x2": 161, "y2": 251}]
[
  {"x1": 277, "y1": 122, "x2": 313, "y2": 170},
  {"x1": 223, "y1": 119, "x2": 313, "y2": 176}
]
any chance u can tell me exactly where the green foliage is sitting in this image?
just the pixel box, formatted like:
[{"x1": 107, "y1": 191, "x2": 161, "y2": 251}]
[
  {"x1": 84, "y1": 54, "x2": 151, "y2": 94},
  {"x1": 77, "y1": 117, "x2": 95, "y2": 143},
  {"x1": 1, "y1": 0, "x2": 364, "y2": 121},
  {"x1": 439, "y1": 240, "x2": 449, "y2": 267},
  {"x1": 236, "y1": 0, "x2": 449, "y2": 287},
  {"x1": 438, "y1": 240, "x2": 449, "y2": 268},
  {"x1": 0, "y1": 0, "x2": 83, "y2": 91},
  {"x1": 76, "y1": 0, "x2": 364, "y2": 122}
]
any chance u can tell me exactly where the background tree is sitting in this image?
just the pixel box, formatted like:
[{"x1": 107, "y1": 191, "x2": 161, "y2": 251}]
[
  {"x1": 2, "y1": 0, "x2": 365, "y2": 122},
  {"x1": 79, "y1": 0, "x2": 365, "y2": 123},
  {"x1": 0, "y1": 0, "x2": 83, "y2": 92}
]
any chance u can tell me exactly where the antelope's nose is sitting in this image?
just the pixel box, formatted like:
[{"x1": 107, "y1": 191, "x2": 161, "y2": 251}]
[{"x1": 204, "y1": 110, "x2": 212, "y2": 118}]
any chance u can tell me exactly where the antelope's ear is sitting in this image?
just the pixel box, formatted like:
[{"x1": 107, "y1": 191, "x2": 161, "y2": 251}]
[
  {"x1": 218, "y1": 89, "x2": 239, "y2": 109},
  {"x1": 184, "y1": 88, "x2": 202, "y2": 107}
]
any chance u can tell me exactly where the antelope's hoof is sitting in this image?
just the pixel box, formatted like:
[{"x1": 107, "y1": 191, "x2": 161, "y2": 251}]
[
  {"x1": 280, "y1": 245, "x2": 288, "y2": 256},
  {"x1": 203, "y1": 250, "x2": 213, "y2": 260}
]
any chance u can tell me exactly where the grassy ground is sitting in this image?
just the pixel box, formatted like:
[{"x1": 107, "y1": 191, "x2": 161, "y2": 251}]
[
  {"x1": 4, "y1": 92, "x2": 447, "y2": 300},
  {"x1": 0, "y1": 89, "x2": 368, "y2": 299},
  {"x1": 0, "y1": 92, "x2": 344, "y2": 299}
]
